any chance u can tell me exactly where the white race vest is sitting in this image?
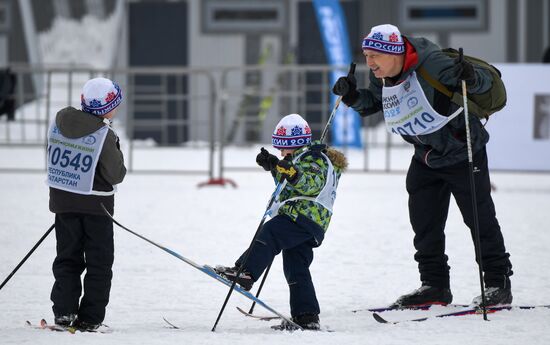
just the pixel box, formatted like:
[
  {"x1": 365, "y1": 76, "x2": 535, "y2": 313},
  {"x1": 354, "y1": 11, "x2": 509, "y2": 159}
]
[
  {"x1": 268, "y1": 151, "x2": 339, "y2": 217},
  {"x1": 382, "y1": 72, "x2": 463, "y2": 136},
  {"x1": 46, "y1": 122, "x2": 111, "y2": 195}
]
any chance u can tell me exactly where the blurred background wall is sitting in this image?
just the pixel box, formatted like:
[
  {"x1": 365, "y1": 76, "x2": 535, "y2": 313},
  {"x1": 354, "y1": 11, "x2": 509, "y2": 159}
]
[{"x1": 1, "y1": 0, "x2": 549, "y2": 175}]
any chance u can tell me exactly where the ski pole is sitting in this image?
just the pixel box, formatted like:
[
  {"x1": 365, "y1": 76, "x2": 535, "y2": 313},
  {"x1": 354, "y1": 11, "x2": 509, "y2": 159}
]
[
  {"x1": 459, "y1": 48, "x2": 487, "y2": 321},
  {"x1": 243, "y1": 62, "x2": 357, "y2": 315},
  {"x1": 211, "y1": 179, "x2": 287, "y2": 331},
  {"x1": 247, "y1": 259, "x2": 272, "y2": 314},
  {"x1": 0, "y1": 224, "x2": 55, "y2": 291},
  {"x1": 100, "y1": 204, "x2": 213, "y2": 270},
  {"x1": 320, "y1": 62, "x2": 356, "y2": 142}
]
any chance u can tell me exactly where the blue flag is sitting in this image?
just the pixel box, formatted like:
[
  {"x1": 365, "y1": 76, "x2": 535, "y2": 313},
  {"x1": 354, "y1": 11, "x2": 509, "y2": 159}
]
[{"x1": 313, "y1": 0, "x2": 362, "y2": 147}]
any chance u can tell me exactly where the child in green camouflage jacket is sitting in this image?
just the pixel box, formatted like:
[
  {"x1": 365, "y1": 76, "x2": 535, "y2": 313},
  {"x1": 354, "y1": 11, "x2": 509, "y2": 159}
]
[{"x1": 216, "y1": 114, "x2": 347, "y2": 330}]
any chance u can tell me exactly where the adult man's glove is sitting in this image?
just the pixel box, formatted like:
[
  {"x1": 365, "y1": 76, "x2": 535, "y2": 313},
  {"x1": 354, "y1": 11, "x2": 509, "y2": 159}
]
[
  {"x1": 275, "y1": 158, "x2": 300, "y2": 184},
  {"x1": 452, "y1": 56, "x2": 476, "y2": 87},
  {"x1": 256, "y1": 147, "x2": 279, "y2": 171},
  {"x1": 332, "y1": 72, "x2": 360, "y2": 106}
]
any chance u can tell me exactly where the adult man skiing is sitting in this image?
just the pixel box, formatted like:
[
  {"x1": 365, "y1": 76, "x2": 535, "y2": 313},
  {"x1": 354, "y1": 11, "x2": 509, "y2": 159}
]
[{"x1": 332, "y1": 24, "x2": 513, "y2": 308}]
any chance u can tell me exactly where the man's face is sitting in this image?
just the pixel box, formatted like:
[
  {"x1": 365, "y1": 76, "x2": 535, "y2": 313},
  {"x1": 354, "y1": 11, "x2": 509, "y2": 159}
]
[{"x1": 363, "y1": 49, "x2": 403, "y2": 78}]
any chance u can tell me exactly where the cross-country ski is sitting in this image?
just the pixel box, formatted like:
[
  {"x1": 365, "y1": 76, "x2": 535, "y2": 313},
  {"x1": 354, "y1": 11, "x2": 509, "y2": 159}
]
[
  {"x1": 101, "y1": 205, "x2": 301, "y2": 330},
  {"x1": 372, "y1": 305, "x2": 550, "y2": 324}
]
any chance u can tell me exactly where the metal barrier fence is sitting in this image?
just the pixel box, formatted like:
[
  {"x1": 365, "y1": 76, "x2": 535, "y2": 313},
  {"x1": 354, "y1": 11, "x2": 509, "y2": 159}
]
[
  {"x1": 0, "y1": 64, "x2": 411, "y2": 178},
  {"x1": 216, "y1": 64, "x2": 411, "y2": 180}
]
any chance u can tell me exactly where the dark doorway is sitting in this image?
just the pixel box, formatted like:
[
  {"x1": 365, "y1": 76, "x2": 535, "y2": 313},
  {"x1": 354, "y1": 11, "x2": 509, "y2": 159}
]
[{"x1": 129, "y1": 1, "x2": 188, "y2": 145}]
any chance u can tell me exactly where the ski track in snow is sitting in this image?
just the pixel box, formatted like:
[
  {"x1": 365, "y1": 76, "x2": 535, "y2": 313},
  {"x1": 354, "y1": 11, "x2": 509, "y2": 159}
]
[{"x1": 1, "y1": 163, "x2": 550, "y2": 345}]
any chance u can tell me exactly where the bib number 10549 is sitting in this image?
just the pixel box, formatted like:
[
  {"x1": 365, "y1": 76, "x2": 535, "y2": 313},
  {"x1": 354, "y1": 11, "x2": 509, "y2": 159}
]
[{"x1": 47, "y1": 146, "x2": 93, "y2": 172}]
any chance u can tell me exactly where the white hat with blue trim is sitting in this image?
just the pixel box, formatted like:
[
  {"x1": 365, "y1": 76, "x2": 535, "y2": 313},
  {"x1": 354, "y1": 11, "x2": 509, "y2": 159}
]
[
  {"x1": 81, "y1": 77, "x2": 123, "y2": 116},
  {"x1": 272, "y1": 113, "x2": 312, "y2": 149},
  {"x1": 362, "y1": 24, "x2": 405, "y2": 55}
]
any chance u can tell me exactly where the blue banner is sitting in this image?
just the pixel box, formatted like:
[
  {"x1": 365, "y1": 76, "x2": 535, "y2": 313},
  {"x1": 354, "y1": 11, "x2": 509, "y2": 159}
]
[{"x1": 312, "y1": 0, "x2": 362, "y2": 148}]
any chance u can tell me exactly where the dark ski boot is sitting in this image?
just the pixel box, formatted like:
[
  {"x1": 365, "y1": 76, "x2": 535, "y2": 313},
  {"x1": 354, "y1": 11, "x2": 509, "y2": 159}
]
[
  {"x1": 214, "y1": 265, "x2": 254, "y2": 291},
  {"x1": 390, "y1": 285, "x2": 453, "y2": 309},
  {"x1": 271, "y1": 313, "x2": 320, "y2": 331},
  {"x1": 472, "y1": 287, "x2": 512, "y2": 307}
]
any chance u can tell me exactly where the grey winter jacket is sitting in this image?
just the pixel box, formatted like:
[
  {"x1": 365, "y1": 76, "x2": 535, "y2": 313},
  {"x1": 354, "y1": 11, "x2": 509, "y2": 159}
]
[
  {"x1": 49, "y1": 106, "x2": 126, "y2": 215},
  {"x1": 351, "y1": 36, "x2": 493, "y2": 168}
]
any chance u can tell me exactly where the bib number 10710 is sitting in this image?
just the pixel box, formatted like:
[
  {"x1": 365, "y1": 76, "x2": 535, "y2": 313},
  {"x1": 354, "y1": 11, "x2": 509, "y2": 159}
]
[{"x1": 391, "y1": 112, "x2": 435, "y2": 136}]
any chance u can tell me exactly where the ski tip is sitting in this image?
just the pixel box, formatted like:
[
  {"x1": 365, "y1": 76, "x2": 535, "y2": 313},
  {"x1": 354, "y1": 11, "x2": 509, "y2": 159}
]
[
  {"x1": 236, "y1": 306, "x2": 249, "y2": 316},
  {"x1": 162, "y1": 317, "x2": 180, "y2": 329},
  {"x1": 235, "y1": 306, "x2": 280, "y2": 321},
  {"x1": 372, "y1": 313, "x2": 389, "y2": 324}
]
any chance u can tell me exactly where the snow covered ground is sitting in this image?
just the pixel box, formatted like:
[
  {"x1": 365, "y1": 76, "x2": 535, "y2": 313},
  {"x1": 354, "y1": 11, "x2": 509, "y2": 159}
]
[
  {"x1": 1, "y1": 149, "x2": 550, "y2": 344},
  {"x1": 3, "y1": 5, "x2": 549, "y2": 344}
]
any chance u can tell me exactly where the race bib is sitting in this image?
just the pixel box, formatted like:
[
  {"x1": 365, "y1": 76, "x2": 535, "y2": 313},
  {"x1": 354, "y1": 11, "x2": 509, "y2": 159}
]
[
  {"x1": 46, "y1": 123, "x2": 109, "y2": 195},
  {"x1": 382, "y1": 72, "x2": 462, "y2": 136}
]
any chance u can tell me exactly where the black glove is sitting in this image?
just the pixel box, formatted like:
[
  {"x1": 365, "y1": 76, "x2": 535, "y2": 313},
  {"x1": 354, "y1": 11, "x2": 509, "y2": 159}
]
[
  {"x1": 332, "y1": 72, "x2": 359, "y2": 106},
  {"x1": 275, "y1": 158, "x2": 300, "y2": 184},
  {"x1": 256, "y1": 147, "x2": 279, "y2": 171},
  {"x1": 453, "y1": 56, "x2": 476, "y2": 87}
]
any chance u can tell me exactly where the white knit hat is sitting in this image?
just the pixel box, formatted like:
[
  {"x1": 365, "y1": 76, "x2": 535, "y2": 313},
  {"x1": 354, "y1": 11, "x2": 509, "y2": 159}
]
[
  {"x1": 272, "y1": 114, "x2": 312, "y2": 149},
  {"x1": 81, "y1": 77, "x2": 123, "y2": 116},
  {"x1": 362, "y1": 24, "x2": 405, "y2": 55}
]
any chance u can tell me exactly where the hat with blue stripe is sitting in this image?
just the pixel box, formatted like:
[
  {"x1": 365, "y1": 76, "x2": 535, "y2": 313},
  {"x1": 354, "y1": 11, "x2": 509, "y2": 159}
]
[
  {"x1": 362, "y1": 24, "x2": 404, "y2": 55},
  {"x1": 81, "y1": 77, "x2": 123, "y2": 116},
  {"x1": 272, "y1": 114, "x2": 312, "y2": 149}
]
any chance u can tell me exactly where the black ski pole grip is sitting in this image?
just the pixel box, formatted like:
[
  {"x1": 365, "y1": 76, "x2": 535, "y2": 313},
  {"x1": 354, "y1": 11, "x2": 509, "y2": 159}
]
[
  {"x1": 349, "y1": 62, "x2": 356, "y2": 75},
  {"x1": 458, "y1": 48, "x2": 464, "y2": 63}
]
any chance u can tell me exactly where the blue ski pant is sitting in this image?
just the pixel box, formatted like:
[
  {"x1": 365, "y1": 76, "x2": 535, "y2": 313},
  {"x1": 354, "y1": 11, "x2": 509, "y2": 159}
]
[{"x1": 237, "y1": 214, "x2": 324, "y2": 317}]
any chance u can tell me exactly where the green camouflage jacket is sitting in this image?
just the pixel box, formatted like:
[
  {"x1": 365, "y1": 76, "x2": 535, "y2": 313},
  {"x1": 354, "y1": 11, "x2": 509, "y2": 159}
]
[{"x1": 273, "y1": 142, "x2": 345, "y2": 232}]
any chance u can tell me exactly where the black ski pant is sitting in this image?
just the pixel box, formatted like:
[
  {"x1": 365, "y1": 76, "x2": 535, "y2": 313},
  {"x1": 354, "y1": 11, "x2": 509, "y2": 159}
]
[
  {"x1": 51, "y1": 213, "x2": 114, "y2": 324},
  {"x1": 406, "y1": 147, "x2": 513, "y2": 289},
  {"x1": 236, "y1": 214, "x2": 324, "y2": 317}
]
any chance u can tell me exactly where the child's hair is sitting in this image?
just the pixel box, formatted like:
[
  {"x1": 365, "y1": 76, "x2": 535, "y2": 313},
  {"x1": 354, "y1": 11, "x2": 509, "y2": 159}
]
[{"x1": 325, "y1": 147, "x2": 348, "y2": 171}]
